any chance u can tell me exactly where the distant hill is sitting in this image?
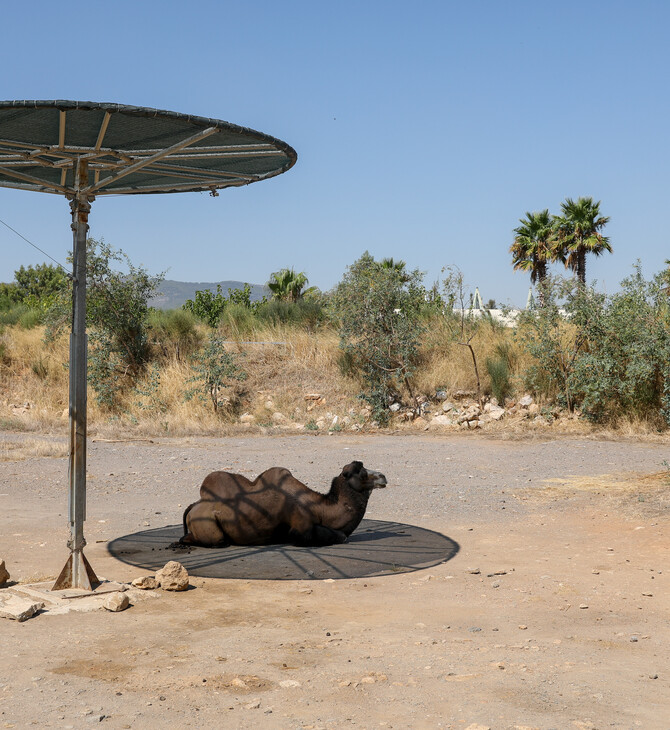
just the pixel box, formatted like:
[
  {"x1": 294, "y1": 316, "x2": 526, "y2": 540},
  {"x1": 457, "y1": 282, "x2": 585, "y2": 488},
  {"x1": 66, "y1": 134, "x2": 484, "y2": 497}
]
[{"x1": 150, "y1": 280, "x2": 268, "y2": 310}]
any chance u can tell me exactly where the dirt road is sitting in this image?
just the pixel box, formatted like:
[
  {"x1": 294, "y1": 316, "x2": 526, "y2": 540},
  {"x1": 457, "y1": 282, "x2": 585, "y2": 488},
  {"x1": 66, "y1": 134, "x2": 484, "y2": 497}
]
[{"x1": 1, "y1": 433, "x2": 668, "y2": 729}]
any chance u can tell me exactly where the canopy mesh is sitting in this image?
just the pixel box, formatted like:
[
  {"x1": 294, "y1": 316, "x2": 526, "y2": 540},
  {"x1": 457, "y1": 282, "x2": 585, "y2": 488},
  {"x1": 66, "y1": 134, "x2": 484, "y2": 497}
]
[{"x1": 0, "y1": 100, "x2": 297, "y2": 196}]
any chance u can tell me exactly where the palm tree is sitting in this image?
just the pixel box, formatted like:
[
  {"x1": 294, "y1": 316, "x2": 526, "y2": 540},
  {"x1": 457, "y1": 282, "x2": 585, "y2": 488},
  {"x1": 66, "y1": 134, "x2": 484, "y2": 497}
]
[
  {"x1": 380, "y1": 257, "x2": 411, "y2": 283},
  {"x1": 267, "y1": 268, "x2": 311, "y2": 303},
  {"x1": 510, "y1": 209, "x2": 559, "y2": 306},
  {"x1": 554, "y1": 197, "x2": 611, "y2": 285}
]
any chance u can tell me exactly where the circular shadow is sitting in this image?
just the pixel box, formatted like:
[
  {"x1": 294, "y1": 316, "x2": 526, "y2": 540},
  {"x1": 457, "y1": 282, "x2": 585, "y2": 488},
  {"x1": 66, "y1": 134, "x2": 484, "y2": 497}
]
[{"x1": 106, "y1": 519, "x2": 460, "y2": 581}]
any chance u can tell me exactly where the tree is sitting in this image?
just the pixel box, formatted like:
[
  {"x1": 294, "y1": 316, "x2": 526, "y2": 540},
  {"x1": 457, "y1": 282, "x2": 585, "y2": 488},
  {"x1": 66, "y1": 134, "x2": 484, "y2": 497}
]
[
  {"x1": 14, "y1": 263, "x2": 69, "y2": 308},
  {"x1": 267, "y1": 268, "x2": 313, "y2": 303},
  {"x1": 331, "y1": 252, "x2": 426, "y2": 424},
  {"x1": 46, "y1": 238, "x2": 164, "y2": 408},
  {"x1": 554, "y1": 197, "x2": 611, "y2": 285},
  {"x1": 510, "y1": 209, "x2": 559, "y2": 306}
]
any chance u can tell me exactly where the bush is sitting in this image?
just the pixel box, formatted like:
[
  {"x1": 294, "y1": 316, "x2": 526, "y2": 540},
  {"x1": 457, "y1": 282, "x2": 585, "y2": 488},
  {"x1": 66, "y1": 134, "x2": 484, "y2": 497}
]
[
  {"x1": 148, "y1": 308, "x2": 202, "y2": 360},
  {"x1": 518, "y1": 267, "x2": 670, "y2": 426},
  {"x1": 186, "y1": 334, "x2": 247, "y2": 413},
  {"x1": 569, "y1": 266, "x2": 670, "y2": 424},
  {"x1": 330, "y1": 252, "x2": 426, "y2": 424},
  {"x1": 45, "y1": 238, "x2": 164, "y2": 409},
  {"x1": 485, "y1": 342, "x2": 515, "y2": 403}
]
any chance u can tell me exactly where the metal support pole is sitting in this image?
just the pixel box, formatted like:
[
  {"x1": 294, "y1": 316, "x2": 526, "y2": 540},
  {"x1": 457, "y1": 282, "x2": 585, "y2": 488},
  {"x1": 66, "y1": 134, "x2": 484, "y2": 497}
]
[{"x1": 53, "y1": 161, "x2": 99, "y2": 591}]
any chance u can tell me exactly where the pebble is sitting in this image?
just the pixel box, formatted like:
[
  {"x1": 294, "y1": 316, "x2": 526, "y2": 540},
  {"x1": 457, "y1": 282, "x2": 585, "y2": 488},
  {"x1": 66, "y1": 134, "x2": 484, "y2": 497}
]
[
  {"x1": 518, "y1": 625, "x2": 528, "y2": 630},
  {"x1": 466, "y1": 568, "x2": 481, "y2": 575},
  {"x1": 630, "y1": 636, "x2": 639, "y2": 642},
  {"x1": 244, "y1": 698, "x2": 261, "y2": 710}
]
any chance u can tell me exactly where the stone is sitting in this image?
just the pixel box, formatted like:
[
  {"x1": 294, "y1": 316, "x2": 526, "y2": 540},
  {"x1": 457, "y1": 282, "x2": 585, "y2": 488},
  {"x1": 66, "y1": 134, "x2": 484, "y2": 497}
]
[
  {"x1": 0, "y1": 559, "x2": 9, "y2": 586},
  {"x1": 239, "y1": 413, "x2": 255, "y2": 424},
  {"x1": 441, "y1": 401, "x2": 456, "y2": 413},
  {"x1": 519, "y1": 394, "x2": 533, "y2": 407},
  {"x1": 389, "y1": 403, "x2": 401, "y2": 412},
  {"x1": 430, "y1": 415, "x2": 456, "y2": 428},
  {"x1": 244, "y1": 698, "x2": 261, "y2": 710},
  {"x1": 278, "y1": 679, "x2": 301, "y2": 688},
  {"x1": 435, "y1": 390, "x2": 448, "y2": 400},
  {"x1": 465, "y1": 725, "x2": 491, "y2": 730},
  {"x1": 156, "y1": 561, "x2": 189, "y2": 591},
  {"x1": 304, "y1": 393, "x2": 321, "y2": 401},
  {"x1": 487, "y1": 405, "x2": 505, "y2": 421},
  {"x1": 103, "y1": 593, "x2": 129, "y2": 612},
  {"x1": 131, "y1": 576, "x2": 159, "y2": 590},
  {"x1": 0, "y1": 595, "x2": 44, "y2": 622},
  {"x1": 271, "y1": 412, "x2": 288, "y2": 424}
]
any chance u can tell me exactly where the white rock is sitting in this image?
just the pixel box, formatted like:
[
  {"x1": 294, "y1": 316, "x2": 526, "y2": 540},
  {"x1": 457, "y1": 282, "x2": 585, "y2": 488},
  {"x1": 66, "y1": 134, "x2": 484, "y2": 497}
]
[
  {"x1": 430, "y1": 415, "x2": 456, "y2": 427},
  {"x1": 487, "y1": 406, "x2": 505, "y2": 421},
  {"x1": 156, "y1": 561, "x2": 189, "y2": 591},
  {"x1": 271, "y1": 412, "x2": 287, "y2": 424},
  {"x1": 0, "y1": 595, "x2": 44, "y2": 622},
  {"x1": 389, "y1": 403, "x2": 401, "y2": 412},
  {"x1": 441, "y1": 401, "x2": 456, "y2": 413},
  {"x1": 0, "y1": 559, "x2": 9, "y2": 586},
  {"x1": 103, "y1": 593, "x2": 130, "y2": 612},
  {"x1": 519, "y1": 394, "x2": 533, "y2": 407},
  {"x1": 239, "y1": 413, "x2": 255, "y2": 424}
]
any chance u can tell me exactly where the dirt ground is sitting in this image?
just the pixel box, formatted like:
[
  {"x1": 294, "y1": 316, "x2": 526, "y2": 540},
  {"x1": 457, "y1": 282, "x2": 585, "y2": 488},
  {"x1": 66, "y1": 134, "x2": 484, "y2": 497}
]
[{"x1": 0, "y1": 432, "x2": 669, "y2": 729}]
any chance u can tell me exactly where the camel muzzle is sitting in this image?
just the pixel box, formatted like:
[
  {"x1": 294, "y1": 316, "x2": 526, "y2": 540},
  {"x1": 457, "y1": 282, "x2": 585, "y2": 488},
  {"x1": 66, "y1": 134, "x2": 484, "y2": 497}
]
[{"x1": 367, "y1": 470, "x2": 387, "y2": 489}]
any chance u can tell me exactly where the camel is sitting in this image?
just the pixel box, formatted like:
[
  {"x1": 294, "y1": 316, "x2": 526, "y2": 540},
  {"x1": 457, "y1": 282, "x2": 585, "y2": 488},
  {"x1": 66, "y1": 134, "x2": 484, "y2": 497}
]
[{"x1": 179, "y1": 461, "x2": 387, "y2": 548}]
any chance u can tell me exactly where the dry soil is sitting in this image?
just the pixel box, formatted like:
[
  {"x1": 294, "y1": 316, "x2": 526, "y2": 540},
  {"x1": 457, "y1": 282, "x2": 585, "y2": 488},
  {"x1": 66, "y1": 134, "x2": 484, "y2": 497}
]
[{"x1": 0, "y1": 432, "x2": 669, "y2": 729}]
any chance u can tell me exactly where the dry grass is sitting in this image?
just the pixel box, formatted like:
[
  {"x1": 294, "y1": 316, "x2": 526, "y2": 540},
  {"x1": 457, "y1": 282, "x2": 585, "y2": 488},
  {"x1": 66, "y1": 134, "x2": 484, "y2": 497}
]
[
  {"x1": 0, "y1": 438, "x2": 68, "y2": 462},
  {"x1": 1, "y1": 320, "x2": 668, "y2": 440}
]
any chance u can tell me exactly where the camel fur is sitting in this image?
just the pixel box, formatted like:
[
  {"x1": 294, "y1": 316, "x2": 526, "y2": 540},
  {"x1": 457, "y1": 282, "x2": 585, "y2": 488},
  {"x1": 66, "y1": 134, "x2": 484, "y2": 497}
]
[{"x1": 179, "y1": 461, "x2": 387, "y2": 548}]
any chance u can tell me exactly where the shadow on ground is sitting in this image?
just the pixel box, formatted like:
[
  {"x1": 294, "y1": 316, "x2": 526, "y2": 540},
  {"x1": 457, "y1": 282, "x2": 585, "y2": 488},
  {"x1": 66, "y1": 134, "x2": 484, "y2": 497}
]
[{"x1": 106, "y1": 519, "x2": 459, "y2": 580}]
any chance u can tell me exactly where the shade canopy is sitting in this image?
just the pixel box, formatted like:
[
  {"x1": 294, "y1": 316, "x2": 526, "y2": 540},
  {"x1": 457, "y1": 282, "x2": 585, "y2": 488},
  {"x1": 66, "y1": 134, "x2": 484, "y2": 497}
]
[{"x1": 0, "y1": 100, "x2": 297, "y2": 196}]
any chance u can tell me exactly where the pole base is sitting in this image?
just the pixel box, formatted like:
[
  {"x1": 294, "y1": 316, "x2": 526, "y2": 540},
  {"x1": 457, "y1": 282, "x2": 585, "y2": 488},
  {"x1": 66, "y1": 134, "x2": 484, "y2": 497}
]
[{"x1": 52, "y1": 550, "x2": 99, "y2": 591}]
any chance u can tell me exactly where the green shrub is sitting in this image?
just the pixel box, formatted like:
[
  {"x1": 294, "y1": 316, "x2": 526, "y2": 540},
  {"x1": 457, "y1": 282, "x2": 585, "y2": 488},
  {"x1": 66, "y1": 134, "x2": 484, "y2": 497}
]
[
  {"x1": 0, "y1": 304, "x2": 30, "y2": 326},
  {"x1": 18, "y1": 309, "x2": 42, "y2": 329},
  {"x1": 148, "y1": 308, "x2": 202, "y2": 359},
  {"x1": 485, "y1": 355, "x2": 512, "y2": 403},
  {"x1": 186, "y1": 334, "x2": 247, "y2": 413},
  {"x1": 331, "y1": 252, "x2": 426, "y2": 424}
]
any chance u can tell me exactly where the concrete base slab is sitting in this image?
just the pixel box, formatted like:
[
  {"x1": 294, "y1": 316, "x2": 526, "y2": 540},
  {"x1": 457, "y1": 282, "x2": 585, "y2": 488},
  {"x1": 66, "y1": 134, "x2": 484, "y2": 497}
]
[{"x1": 0, "y1": 579, "x2": 159, "y2": 618}]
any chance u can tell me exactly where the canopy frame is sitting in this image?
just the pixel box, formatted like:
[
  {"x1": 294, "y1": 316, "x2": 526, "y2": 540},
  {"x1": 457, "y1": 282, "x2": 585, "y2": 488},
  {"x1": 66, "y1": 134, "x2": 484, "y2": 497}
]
[{"x1": 0, "y1": 101, "x2": 296, "y2": 590}]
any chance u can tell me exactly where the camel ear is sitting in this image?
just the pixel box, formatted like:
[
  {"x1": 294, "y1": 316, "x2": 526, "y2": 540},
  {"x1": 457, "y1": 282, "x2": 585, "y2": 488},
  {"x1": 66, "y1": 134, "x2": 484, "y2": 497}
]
[{"x1": 342, "y1": 461, "x2": 364, "y2": 478}]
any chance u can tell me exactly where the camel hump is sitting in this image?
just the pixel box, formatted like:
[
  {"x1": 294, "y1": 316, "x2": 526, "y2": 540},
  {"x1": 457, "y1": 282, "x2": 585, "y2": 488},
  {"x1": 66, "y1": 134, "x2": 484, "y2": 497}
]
[{"x1": 259, "y1": 466, "x2": 294, "y2": 482}]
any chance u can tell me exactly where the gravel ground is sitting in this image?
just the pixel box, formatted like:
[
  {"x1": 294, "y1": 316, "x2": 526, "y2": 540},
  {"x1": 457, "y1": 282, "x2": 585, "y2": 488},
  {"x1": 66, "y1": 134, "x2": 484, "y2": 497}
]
[{"x1": 1, "y1": 432, "x2": 669, "y2": 729}]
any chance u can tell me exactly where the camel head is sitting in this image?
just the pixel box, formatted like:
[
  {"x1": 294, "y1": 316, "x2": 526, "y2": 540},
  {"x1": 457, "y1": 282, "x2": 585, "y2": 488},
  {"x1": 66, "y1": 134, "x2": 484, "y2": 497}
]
[{"x1": 341, "y1": 461, "x2": 387, "y2": 493}]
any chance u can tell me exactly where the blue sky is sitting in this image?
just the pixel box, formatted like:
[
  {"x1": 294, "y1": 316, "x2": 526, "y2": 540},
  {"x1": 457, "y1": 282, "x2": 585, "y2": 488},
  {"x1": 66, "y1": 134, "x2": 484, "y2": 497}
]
[{"x1": 0, "y1": 1, "x2": 667, "y2": 306}]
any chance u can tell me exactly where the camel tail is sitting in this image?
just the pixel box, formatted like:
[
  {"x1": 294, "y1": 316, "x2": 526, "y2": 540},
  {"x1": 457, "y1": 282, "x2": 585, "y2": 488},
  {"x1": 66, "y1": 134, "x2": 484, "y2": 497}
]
[{"x1": 182, "y1": 502, "x2": 197, "y2": 536}]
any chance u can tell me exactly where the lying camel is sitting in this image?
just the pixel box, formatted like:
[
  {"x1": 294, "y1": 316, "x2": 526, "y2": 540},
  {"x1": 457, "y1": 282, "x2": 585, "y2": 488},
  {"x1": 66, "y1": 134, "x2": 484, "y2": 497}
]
[{"x1": 179, "y1": 461, "x2": 387, "y2": 548}]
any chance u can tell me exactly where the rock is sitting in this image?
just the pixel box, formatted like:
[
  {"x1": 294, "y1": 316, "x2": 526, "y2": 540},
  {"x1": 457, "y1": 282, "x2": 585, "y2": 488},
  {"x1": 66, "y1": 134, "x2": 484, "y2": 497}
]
[
  {"x1": 389, "y1": 403, "x2": 401, "y2": 412},
  {"x1": 271, "y1": 412, "x2": 288, "y2": 424},
  {"x1": 304, "y1": 393, "x2": 321, "y2": 401},
  {"x1": 0, "y1": 559, "x2": 9, "y2": 586},
  {"x1": 103, "y1": 593, "x2": 130, "y2": 612},
  {"x1": 156, "y1": 561, "x2": 189, "y2": 591},
  {"x1": 430, "y1": 415, "x2": 456, "y2": 428},
  {"x1": 239, "y1": 413, "x2": 255, "y2": 424},
  {"x1": 486, "y1": 405, "x2": 505, "y2": 421},
  {"x1": 0, "y1": 595, "x2": 44, "y2": 622},
  {"x1": 131, "y1": 576, "x2": 159, "y2": 590},
  {"x1": 441, "y1": 401, "x2": 456, "y2": 413},
  {"x1": 244, "y1": 698, "x2": 261, "y2": 710},
  {"x1": 464, "y1": 724, "x2": 491, "y2": 730},
  {"x1": 436, "y1": 390, "x2": 448, "y2": 400},
  {"x1": 519, "y1": 394, "x2": 533, "y2": 407}
]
